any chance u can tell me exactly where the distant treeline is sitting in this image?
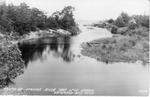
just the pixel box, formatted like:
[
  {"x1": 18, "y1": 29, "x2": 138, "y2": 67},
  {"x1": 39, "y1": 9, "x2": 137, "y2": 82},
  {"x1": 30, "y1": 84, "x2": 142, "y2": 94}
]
[
  {"x1": 92, "y1": 12, "x2": 149, "y2": 35},
  {"x1": 0, "y1": 2, "x2": 79, "y2": 35},
  {"x1": 106, "y1": 12, "x2": 149, "y2": 32}
]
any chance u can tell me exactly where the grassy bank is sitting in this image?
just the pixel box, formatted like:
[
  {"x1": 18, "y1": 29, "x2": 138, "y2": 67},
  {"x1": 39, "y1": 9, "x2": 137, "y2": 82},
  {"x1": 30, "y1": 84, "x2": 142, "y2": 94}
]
[{"x1": 81, "y1": 13, "x2": 149, "y2": 65}]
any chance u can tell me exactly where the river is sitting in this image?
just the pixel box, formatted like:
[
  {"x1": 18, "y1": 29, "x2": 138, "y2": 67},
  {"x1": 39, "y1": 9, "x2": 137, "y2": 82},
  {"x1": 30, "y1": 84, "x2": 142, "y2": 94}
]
[{"x1": 0, "y1": 21, "x2": 149, "y2": 96}]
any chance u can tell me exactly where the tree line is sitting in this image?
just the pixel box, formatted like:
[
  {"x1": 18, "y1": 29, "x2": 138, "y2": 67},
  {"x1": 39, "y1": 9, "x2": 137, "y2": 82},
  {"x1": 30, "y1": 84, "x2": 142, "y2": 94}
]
[
  {"x1": 105, "y1": 12, "x2": 149, "y2": 35},
  {"x1": 0, "y1": 2, "x2": 79, "y2": 35},
  {"x1": 106, "y1": 12, "x2": 149, "y2": 28}
]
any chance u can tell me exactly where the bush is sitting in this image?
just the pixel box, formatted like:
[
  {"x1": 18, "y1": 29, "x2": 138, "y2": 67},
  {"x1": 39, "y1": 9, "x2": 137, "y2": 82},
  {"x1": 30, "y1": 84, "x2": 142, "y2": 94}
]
[
  {"x1": 128, "y1": 22, "x2": 137, "y2": 29},
  {"x1": 115, "y1": 16, "x2": 125, "y2": 27},
  {"x1": 114, "y1": 12, "x2": 130, "y2": 27},
  {"x1": 107, "y1": 19, "x2": 114, "y2": 24},
  {"x1": 0, "y1": 45, "x2": 24, "y2": 88},
  {"x1": 111, "y1": 25, "x2": 118, "y2": 34},
  {"x1": 133, "y1": 15, "x2": 149, "y2": 28}
]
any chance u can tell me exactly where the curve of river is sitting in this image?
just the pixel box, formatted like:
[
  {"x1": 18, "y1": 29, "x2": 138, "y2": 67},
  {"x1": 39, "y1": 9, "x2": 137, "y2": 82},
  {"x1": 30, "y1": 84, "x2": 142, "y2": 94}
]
[{"x1": 1, "y1": 21, "x2": 149, "y2": 96}]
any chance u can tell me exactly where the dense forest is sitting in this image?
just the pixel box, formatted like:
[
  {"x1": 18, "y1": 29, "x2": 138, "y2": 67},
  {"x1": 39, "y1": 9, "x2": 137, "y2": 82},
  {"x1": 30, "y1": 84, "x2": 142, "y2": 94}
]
[{"x1": 0, "y1": 2, "x2": 79, "y2": 36}]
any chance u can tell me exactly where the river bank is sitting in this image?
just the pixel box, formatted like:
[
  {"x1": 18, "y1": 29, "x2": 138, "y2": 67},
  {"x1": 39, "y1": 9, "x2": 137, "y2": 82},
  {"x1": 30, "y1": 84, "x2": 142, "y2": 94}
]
[
  {"x1": 0, "y1": 20, "x2": 148, "y2": 96},
  {"x1": 81, "y1": 13, "x2": 149, "y2": 65},
  {"x1": 0, "y1": 36, "x2": 25, "y2": 88},
  {"x1": 0, "y1": 3, "x2": 80, "y2": 88},
  {"x1": 0, "y1": 26, "x2": 79, "y2": 88}
]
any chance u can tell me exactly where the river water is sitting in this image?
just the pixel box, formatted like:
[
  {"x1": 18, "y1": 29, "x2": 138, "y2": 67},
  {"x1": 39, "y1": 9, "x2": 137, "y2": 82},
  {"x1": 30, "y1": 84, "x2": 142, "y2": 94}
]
[{"x1": 1, "y1": 21, "x2": 149, "y2": 96}]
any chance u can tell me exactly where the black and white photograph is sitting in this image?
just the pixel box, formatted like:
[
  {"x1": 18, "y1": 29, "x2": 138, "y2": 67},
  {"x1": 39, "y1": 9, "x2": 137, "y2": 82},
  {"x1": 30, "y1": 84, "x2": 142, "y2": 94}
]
[{"x1": 0, "y1": 0, "x2": 149, "y2": 96}]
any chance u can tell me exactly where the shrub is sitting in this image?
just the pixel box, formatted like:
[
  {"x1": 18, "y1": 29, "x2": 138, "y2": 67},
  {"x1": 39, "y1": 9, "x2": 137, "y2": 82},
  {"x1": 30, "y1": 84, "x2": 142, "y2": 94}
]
[
  {"x1": 115, "y1": 16, "x2": 126, "y2": 27},
  {"x1": 0, "y1": 45, "x2": 25, "y2": 88},
  {"x1": 128, "y1": 22, "x2": 137, "y2": 29},
  {"x1": 133, "y1": 15, "x2": 149, "y2": 28},
  {"x1": 111, "y1": 25, "x2": 118, "y2": 34},
  {"x1": 107, "y1": 19, "x2": 114, "y2": 24},
  {"x1": 114, "y1": 12, "x2": 130, "y2": 27}
]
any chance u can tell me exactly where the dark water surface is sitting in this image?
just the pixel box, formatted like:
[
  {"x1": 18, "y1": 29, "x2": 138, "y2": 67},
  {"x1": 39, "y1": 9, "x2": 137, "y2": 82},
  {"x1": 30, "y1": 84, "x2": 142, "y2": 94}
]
[{"x1": 0, "y1": 23, "x2": 149, "y2": 95}]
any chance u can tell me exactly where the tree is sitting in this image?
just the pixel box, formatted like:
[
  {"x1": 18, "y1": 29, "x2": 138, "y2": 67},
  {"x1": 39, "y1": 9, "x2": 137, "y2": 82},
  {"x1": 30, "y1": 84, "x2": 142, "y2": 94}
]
[
  {"x1": 115, "y1": 12, "x2": 130, "y2": 27},
  {"x1": 0, "y1": 2, "x2": 14, "y2": 33},
  {"x1": 107, "y1": 19, "x2": 114, "y2": 24},
  {"x1": 46, "y1": 17, "x2": 59, "y2": 29},
  {"x1": 133, "y1": 15, "x2": 149, "y2": 28},
  {"x1": 0, "y1": 3, "x2": 79, "y2": 36},
  {"x1": 59, "y1": 6, "x2": 78, "y2": 34},
  {"x1": 30, "y1": 8, "x2": 47, "y2": 30},
  {"x1": 47, "y1": 6, "x2": 79, "y2": 35},
  {"x1": 120, "y1": 12, "x2": 130, "y2": 24}
]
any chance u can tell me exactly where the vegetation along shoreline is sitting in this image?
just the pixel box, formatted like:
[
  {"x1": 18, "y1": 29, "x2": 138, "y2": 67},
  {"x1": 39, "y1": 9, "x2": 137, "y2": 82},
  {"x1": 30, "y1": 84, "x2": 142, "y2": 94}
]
[
  {"x1": 81, "y1": 12, "x2": 149, "y2": 65},
  {"x1": 0, "y1": 2, "x2": 79, "y2": 88}
]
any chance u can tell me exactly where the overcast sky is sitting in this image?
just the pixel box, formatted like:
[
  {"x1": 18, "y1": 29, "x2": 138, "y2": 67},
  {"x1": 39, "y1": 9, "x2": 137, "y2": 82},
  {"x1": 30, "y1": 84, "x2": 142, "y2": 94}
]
[{"x1": 5, "y1": 0, "x2": 149, "y2": 20}]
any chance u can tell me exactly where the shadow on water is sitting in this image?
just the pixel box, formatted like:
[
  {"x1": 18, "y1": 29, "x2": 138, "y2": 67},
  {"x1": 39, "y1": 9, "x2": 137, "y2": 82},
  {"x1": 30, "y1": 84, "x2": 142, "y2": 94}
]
[{"x1": 18, "y1": 36, "x2": 75, "y2": 67}]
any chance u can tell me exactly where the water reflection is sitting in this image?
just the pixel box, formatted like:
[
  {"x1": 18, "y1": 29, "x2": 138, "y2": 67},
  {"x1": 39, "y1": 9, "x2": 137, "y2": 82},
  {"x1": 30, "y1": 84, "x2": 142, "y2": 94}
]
[
  {"x1": 18, "y1": 36, "x2": 75, "y2": 66},
  {"x1": 1, "y1": 23, "x2": 148, "y2": 96}
]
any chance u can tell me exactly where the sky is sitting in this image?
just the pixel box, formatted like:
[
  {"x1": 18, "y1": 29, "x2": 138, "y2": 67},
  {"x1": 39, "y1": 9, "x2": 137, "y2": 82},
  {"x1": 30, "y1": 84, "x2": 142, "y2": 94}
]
[{"x1": 4, "y1": 0, "x2": 150, "y2": 20}]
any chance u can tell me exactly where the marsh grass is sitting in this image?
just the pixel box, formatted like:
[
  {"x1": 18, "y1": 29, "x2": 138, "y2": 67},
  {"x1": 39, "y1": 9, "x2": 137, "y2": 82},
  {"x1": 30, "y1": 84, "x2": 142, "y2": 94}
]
[{"x1": 81, "y1": 13, "x2": 149, "y2": 64}]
